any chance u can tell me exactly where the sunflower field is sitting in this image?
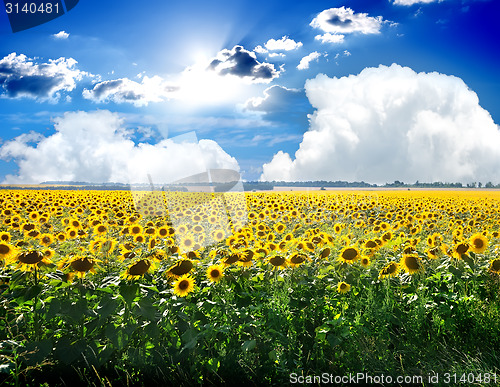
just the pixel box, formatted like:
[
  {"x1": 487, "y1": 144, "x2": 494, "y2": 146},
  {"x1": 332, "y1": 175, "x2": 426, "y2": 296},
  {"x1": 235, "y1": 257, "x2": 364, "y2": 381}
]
[{"x1": 1, "y1": 189, "x2": 500, "y2": 386}]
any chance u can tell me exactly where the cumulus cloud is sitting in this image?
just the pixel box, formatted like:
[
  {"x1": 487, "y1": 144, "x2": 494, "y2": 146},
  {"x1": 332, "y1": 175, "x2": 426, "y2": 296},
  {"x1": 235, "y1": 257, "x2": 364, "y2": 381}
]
[
  {"x1": 52, "y1": 31, "x2": 69, "y2": 39},
  {"x1": 255, "y1": 36, "x2": 303, "y2": 53},
  {"x1": 0, "y1": 53, "x2": 89, "y2": 101},
  {"x1": 208, "y1": 46, "x2": 280, "y2": 83},
  {"x1": 83, "y1": 76, "x2": 178, "y2": 107},
  {"x1": 314, "y1": 33, "x2": 345, "y2": 44},
  {"x1": 261, "y1": 64, "x2": 500, "y2": 184},
  {"x1": 393, "y1": 0, "x2": 441, "y2": 5},
  {"x1": 0, "y1": 110, "x2": 239, "y2": 184},
  {"x1": 311, "y1": 7, "x2": 384, "y2": 43},
  {"x1": 297, "y1": 52, "x2": 322, "y2": 70}
]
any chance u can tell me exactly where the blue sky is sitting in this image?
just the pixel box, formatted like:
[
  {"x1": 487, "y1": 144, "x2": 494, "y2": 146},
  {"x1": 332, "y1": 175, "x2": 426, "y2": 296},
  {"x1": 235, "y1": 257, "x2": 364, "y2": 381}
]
[{"x1": 0, "y1": 0, "x2": 499, "y2": 184}]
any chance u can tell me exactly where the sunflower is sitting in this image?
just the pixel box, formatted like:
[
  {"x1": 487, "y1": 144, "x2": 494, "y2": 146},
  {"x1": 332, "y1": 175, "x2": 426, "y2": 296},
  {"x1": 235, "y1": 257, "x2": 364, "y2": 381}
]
[
  {"x1": 360, "y1": 256, "x2": 371, "y2": 268},
  {"x1": 122, "y1": 258, "x2": 152, "y2": 280},
  {"x1": 212, "y1": 229, "x2": 226, "y2": 242},
  {"x1": 167, "y1": 259, "x2": 193, "y2": 278},
  {"x1": 452, "y1": 242, "x2": 469, "y2": 259},
  {"x1": 39, "y1": 233, "x2": 55, "y2": 247},
  {"x1": 156, "y1": 226, "x2": 170, "y2": 238},
  {"x1": 469, "y1": 233, "x2": 488, "y2": 254},
  {"x1": 93, "y1": 224, "x2": 108, "y2": 236},
  {"x1": 274, "y1": 223, "x2": 286, "y2": 234},
  {"x1": 133, "y1": 233, "x2": 146, "y2": 244},
  {"x1": 379, "y1": 262, "x2": 399, "y2": 279},
  {"x1": 0, "y1": 232, "x2": 11, "y2": 243},
  {"x1": 206, "y1": 264, "x2": 224, "y2": 283},
  {"x1": 237, "y1": 249, "x2": 254, "y2": 268},
  {"x1": 61, "y1": 255, "x2": 98, "y2": 279},
  {"x1": 222, "y1": 253, "x2": 240, "y2": 266},
  {"x1": 0, "y1": 242, "x2": 18, "y2": 261},
  {"x1": 56, "y1": 232, "x2": 66, "y2": 242},
  {"x1": 400, "y1": 254, "x2": 424, "y2": 275},
  {"x1": 129, "y1": 224, "x2": 143, "y2": 236},
  {"x1": 488, "y1": 259, "x2": 500, "y2": 274},
  {"x1": 337, "y1": 281, "x2": 351, "y2": 294},
  {"x1": 66, "y1": 227, "x2": 78, "y2": 239},
  {"x1": 179, "y1": 235, "x2": 196, "y2": 252},
  {"x1": 288, "y1": 253, "x2": 307, "y2": 268},
  {"x1": 173, "y1": 275, "x2": 195, "y2": 297},
  {"x1": 364, "y1": 240, "x2": 378, "y2": 249},
  {"x1": 268, "y1": 255, "x2": 286, "y2": 269},
  {"x1": 338, "y1": 247, "x2": 360, "y2": 264},
  {"x1": 12, "y1": 250, "x2": 51, "y2": 272},
  {"x1": 42, "y1": 248, "x2": 55, "y2": 260},
  {"x1": 319, "y1": 247, "x2": 331, "y2": 259},
  {"x1": 426, "y1": 247, "x2": 440, "y2": 259}
]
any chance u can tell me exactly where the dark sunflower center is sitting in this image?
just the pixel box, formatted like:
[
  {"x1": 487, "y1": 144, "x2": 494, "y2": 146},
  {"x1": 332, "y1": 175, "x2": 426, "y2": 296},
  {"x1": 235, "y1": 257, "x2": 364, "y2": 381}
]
[
  {"x1": 169, "y1": 260, "x2": 193, "y2": 276},
  {"x1": 128, "y1": 259, "x2": 150, "y2": 275},
  {"x1": 0, "y1": 244, "x2": 10, "y2": 254},
  {"x1": 270, "y1": 256, "x2": 285, "y2": 266},
  {"x1": 340, "y1": 283, "x2": 347, "y2": 290},
  {"x1": 290, "y1": 254, "x2": 306, "y2": 264},
  {"x1": 18, "y1": 251, "x2": 43, "y2": 264},
  {"x1": 179, "y1": 280, "x2": 189, "y2": 290},
  {"x1": 405, "y1": 256, "x2": 420, "y2": 270},
  {"x1": 210, "y1": 269, "x2": 220, "y2": 278},
  {"x1": 342, "y1": 248, "x2": 358, "y2": 260},
  {"x1": 456, "y1": 244, "x2": 469, "y2": 254},
  {"x1": 71, "y1": 258, "x2": 94, "y2": 272},
  {"x1": 492, "y1": 260, "x2": 500, "y2": 271},
  {"x1": 473, "y1": 239, "x2": 484, "y2": 249}
]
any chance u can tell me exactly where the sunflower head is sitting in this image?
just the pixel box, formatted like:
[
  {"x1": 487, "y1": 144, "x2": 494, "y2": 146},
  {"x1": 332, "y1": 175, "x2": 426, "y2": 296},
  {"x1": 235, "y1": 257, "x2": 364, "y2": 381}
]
[
  {"x1": 122, "y1": 259, "x2": 152, "y2": 280},
  {"x1": 400, "y1": 254, "x2": 424, "y2": 275},
  {"x1": 167, "y1": 259, "x2": 193, "y2": 278},
  {"x1": 469, "y1": 233, "x2": 488, "y2": 254},
  {"x1": 268, "y1": 255, "x2": 286, "y2": 269},
  {"x1": 339, "y1": 247, "x2": 360, "y2": 264},
  {"x1": 489, "y1": 259, "x2": 500, "y2": 274},
  {"x1": 337, "y1": 281, "x2": 351, "y2": 294},
  {"x1": 288, "y1": 253, "x2": 307, "y2": 268},
  {"x1": 173, "y1": 275, "x2": 195, "y2": 297},
  {"x1": 360, "y1": 256, "x2": 371, "y2": 268},
  {"x1": 379, "y1": 262, "x2": 399, "y2": 279},
  {"x1": 206, "y1": 264, "x2": 224, "y2": 283}
]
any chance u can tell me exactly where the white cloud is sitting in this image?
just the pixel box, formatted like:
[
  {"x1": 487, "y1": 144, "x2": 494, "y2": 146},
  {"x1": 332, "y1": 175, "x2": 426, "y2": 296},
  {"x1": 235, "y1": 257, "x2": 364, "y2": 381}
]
[
  {"x1": 254, "y1": 36, "x2": 303, "y2": 54},
  {"x1": 393, "y1": 0, "x2": 442, "y2": 5},
  {"x1": 254, "y1": 45, "x2": 268, "y2": 54},
  {"x1": 311, "y1": 7, "x2": 384, "y2": 37},
  {"x1": 0, "y1": 53, "x2": 90, "y2": 101},
  {"x1": 264, "y1": 36, "x2": 303, "y2": 51},
  {"x1": 0, "y1": 110, "x2": 239, "y2": 184},
  {"x1": 314, "y1": 33, "x2": 345, "y2": 44},
  {"x1": 82, "y1": 76, "x2": 178, "y2": 107},
  {"x1": 297, "y1": 52, "x2": 322, "y2": 70},
  {"x1": 52, "y1": 31, "x2": 69, "y2": 39},
  {"x1": 261, "y1": 64, "x2": 500, "y2": 184}
]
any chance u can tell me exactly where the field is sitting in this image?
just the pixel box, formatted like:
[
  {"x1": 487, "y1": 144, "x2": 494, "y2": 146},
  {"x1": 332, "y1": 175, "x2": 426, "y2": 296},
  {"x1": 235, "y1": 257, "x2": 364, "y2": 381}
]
[{"x1": 1, "y1": 189, "x2": 500, "y2": 386}]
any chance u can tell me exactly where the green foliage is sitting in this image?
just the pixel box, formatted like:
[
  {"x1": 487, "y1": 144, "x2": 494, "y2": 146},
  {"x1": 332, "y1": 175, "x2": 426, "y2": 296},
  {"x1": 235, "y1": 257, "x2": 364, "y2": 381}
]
[{"x1": 1, "y1": 259, "x2": 500, "y2": 386}]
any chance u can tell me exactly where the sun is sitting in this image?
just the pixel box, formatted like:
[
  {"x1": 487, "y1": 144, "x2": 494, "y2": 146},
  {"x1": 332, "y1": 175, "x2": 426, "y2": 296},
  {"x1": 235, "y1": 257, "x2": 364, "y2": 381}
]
[{"x1": 170, "y1": 58, "x2": 261, "y2": 108}]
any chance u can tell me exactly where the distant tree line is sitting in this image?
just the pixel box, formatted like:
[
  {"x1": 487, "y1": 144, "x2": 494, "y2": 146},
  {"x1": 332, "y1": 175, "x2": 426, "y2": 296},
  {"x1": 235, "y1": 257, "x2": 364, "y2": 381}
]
[
  {"x1": 1, "y1": 180, "x2": 498, "y2": 191},
  {"x1": 384, "y1": 181, "x2": 500, "y2": 188}
]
